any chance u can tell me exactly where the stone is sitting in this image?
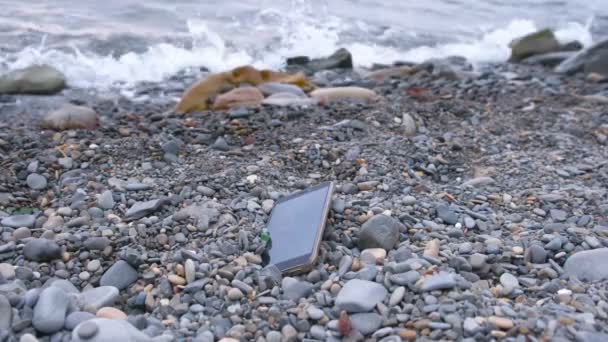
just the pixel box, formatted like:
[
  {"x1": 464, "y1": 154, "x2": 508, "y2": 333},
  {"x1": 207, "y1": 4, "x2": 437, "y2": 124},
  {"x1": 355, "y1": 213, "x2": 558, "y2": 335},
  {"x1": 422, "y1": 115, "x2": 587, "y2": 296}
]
[
  {"x1": 365, "y1": 66, "x2": 414, "y2": 82},
  {"x1": 41, "y1": 104, "x2": 99, "y2": 131},
  {"x1": 96, "y1": 307, "x2": 127, "y2": 320},
  {"x1": 307, "y1": 306, "x2": 325, "y2": 320},
  {"x1": 500, "y1": 273, "x2": 519, "y2": 295},
  {"x1": 212, "y1": 87, "x2": 264, "y2": 110},
  {"x1": 84, "y1": 237, "x2": 110, "y2": 251},
  {"x1": 389, "y1": 270, "x2": 420, "y2": 286},
  {"x1": 487, "y1": 316, "x2": 514, "y2": 330},
  {"x1": 461, "y1": 177, "x2": 495, "y2": 188},
  {"x1": 2, "y1": 214, "x2": 36, "y2": 228},
  {"x1": 99, "y1": 260, "x2": 138, "y2": 290},
  {"x1": 97, "y1": 190, "x2": 115, "y2": 210},
  {"x1": 168, "y1": 274, "x2": 186, "y2": 286},
  {"x1": 522, "y1": 51, "x2": 576, "y2": 67},
  {"x1": 211, "y1": 137, "x2": 231, "y2": 151},
  {"x1": 463, "y1": 317, "x2": 481, "y2": 335},
  {"x1": 185, "y1": 259, "x2": 196, "y2": 284},
  {"x1": 335, "y1": 279, "x2": 387, "y2": 313},
  {"x1": 282, "y1": 278, "x2": 313, "y2": 301},
  {"x1": 0, "y1": 295, "x2": 11, "y2": 329},
  {"x1": 509, "y1": 29, "x2": 561, "y2": 62},
  {"x1": 258, "y1": 82, "x2": 307, "y2": 97},
  {"x1": 0, "y1": 264, "x2": 15, "y2": 280},
  {"x1": 288, "y1": 48, "x2": 353, "y2": 71},
  {"x1": 550, "y1": 209, "x2": 567, "y2": 222},
  {"x1": 358, "y1": 214, "x2": 403, "y2": 251},
  {"x1": 262, "y1": 92, "x2": 318, "y2": 107},
  {"x1": 13, "y1": 227, "x2": 32, "y2": 240},
  {"x1": 279, "y1": 324, "x2": 297, "y2": 342},
  {"x1": 564, "y1": 248, "x2": 608, "y2": 282},
  {"x1": 389, "y1": 286, "x2": 405, "y2": 306},
  {"x1": 350, "y1": 313, "x2": 383, "y2": 336},
  {"x1": 0, "y1": 64, "x2": 65, "y2": 94},
  {"x1": 71, "y1": 318, "x2": 171, "y2": 342},
  {"x1": 525, "y1": 244, "x2": 547, "y2": 264},
  {"x1": 310, "y1": 87, "x2": 377, "y2": 104},
  {"x1": 556, "y1": 38, "x2": 608, "y2": 75},
  {"x1": 26, "y1": 173, "x2": 47, "y2": 190},
  {"x1": 65, "y1": 312, "x2": 96, "y2": 330},
  {"x1": 125, "y1": 198, "x2": 167, "y2": 220},
  {"x1": 23, "y1": 239, "x2": 62, "y2": 262},
  {"x1": 423, "y1": 239, "x2": 440, "y2": 258},
  {"x1": 436, "y1": 204, "x2": 458, "y2": 225},
  {"x1": 80, "y1": 286, "x2": 120, "y2": 311},
  {"x1": 419, "y1": 272, "x2": 457, "y2": 292},
  {"x1": 360, "y1": 248, "x2": 387, "y2": 265},
  {"x1": 228, "y1": 288, "x2": 244, "y2": 301},
  {"x1": 33, "y1": 286, "x2": 69, "y2": 334},
  {"x1": 402, "y1": 113, "x2": 417, "y2": 137}
]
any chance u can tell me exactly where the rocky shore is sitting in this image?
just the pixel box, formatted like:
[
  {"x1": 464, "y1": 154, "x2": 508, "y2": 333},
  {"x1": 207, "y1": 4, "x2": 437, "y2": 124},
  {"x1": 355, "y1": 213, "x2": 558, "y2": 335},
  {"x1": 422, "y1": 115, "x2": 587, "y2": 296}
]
[{"x1": 0, "y1": 30, "x2": 607, "y2": 342}]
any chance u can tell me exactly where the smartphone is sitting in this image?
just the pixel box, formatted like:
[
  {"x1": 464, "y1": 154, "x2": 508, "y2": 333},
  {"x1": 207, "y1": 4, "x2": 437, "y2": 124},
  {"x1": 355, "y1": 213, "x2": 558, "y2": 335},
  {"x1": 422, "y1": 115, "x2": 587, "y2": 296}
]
[{"x1": 262, "y1": 181, "x2": 335, "y2": 275}]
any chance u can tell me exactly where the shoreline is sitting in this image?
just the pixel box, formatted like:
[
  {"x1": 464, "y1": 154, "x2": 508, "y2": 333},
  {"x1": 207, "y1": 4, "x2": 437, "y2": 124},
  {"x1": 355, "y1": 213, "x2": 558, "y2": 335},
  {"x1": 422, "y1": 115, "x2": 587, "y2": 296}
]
[{"x1": 0, "y1": 40, "x2": 608, "y2": 341}]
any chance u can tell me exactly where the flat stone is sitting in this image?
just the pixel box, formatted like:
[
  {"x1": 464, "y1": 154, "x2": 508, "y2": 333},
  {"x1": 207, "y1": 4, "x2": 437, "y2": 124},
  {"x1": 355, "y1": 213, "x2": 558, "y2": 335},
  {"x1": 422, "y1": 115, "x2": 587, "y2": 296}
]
[
  {"x1": 258, "y1": 82, "x2": 307, "y2": 97},
  {"x1": 23, "y1": 239, "x2": 62, "y2": 262},
  {"x1": 83, "y1": 237, "x2": 110, "y2": 251},
  {"x1": 420, "y1": 272, "x2": 457, "y2": 292},
  {"x1": 99, "y1": 260, "x2": 138, "y2": 290},
  {"x1": 2, "y1": 214, "x2": 36, "y2": 228},
  {"x1": 71, "y1": 318, "x2": 168, "y2": 342},
  {"x1": 33, "y1": 286, "x2": 69, "y2": 334},
  {"x1": 335, "y1": 279, "x2": 387, "y2": 313},
  {"x1": 564, "y1": 248, "x2": 608, "y2": 282},
  {"x1": 436, "y1": 204, "x2": 458, "y2": 225},
  {"x1": 358, "y1": 214, "x2": 403, "y2": 250},
  {"x1": 550, "y1": 209, "x2": 568, "y2": 222},
  {"x1": 227, "y1": 288, "x2": 244, "y2": 301},
  {"x1": 282, "y1": 278, "x2": 313, "y2": 301},
  {"x1": 0, "y1": 264, "x2": 15, "y2": 280},
  {"x1": 125, "y1": 198, "x2": 167, "y2": 220},
  {"x1": 26, "y1": 173, "x2": 47, "y2": 190},
  {"x1": 307, "y1": 306, "x2": 325, "y2": 320},
  {"x1": 390, "y1": 271, "x2": 420, "y2": 286},
  {"x1": 350, "y1": 313, "x2": 383, "y2": 336},
  {"x1": 80, "y1": 286, "x2": 119, "y2": 311}
]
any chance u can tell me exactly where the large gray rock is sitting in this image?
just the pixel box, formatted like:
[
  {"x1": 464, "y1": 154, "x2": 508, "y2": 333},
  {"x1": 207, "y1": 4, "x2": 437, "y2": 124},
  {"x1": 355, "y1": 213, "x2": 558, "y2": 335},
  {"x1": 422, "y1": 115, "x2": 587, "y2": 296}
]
[
  {"x1": 99, "y1": 260, "x2": 138, "y2": 290},
  {"x1": 358, "y1": 214, "x2": 403, "y2": 250},
  {"x1": 335, "y1": 279, "x2": 387, "y2": 313},
  {"x1": 23, "y1": 239, "x2": 62, "y2": 262},
  {"x1": 41, "y1": 104, "x2": 98, "y2": 131},
  {"x1": 556, "y1": 39, "x2": 608, "y2": 75},
  {"x1": 33, "y1": 286, "x2": 69, "y2": 334},
  {"x1": 287, "y1": 48, "x2": 353, "y2": 71},
  {"x1": 72, "y1": 318, "x2": 173, "y2": 342},
  {"x1": 564, "y1": 248, "x2": 608, "y2": 282},
  {"x1": 0, "y1": 65, "x2": 65, "y2": 95},
  {"x1": 509, "y1": 29, "x2": 561, "y2": 62},
  {"x1": 1, "y1": 214, "x2": 36, "y2": 228},
  {"x1": 420, "y1": 272, "x2": 458, "y2": 292},
  {"x1": 80, "y1": 286, "x2": 119, "y2": 311}
]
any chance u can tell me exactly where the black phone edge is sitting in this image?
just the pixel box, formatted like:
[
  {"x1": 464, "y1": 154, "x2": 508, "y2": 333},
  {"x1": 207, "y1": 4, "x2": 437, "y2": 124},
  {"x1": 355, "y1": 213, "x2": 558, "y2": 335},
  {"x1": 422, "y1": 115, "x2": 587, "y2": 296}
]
[{"x1": 276, "y1": 181, "x2": 335, "y2": 275}]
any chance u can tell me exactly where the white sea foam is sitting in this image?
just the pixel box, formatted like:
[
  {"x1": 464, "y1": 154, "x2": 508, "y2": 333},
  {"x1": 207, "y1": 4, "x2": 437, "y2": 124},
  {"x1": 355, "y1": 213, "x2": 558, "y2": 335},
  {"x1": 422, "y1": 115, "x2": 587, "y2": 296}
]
[{"x1": 0, "y1": 13, "x2": 595, "y2": 91}]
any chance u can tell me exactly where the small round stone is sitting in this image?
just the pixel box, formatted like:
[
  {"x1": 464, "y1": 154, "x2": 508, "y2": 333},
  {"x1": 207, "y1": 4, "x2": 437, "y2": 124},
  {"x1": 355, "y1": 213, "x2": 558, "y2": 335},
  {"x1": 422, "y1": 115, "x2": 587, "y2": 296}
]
[
  {"x1": 228, "y1": 288, "x2": 244, "y2": 301},
  {"x1": 168, "y1": 274, "x2": 186, "y2": 286},
  {"x1": 13, "y1": 227, "x2": 32, "y2": 240},
  {"x1": 78, "y1": 321, "x2": 99, "y2": 339}
]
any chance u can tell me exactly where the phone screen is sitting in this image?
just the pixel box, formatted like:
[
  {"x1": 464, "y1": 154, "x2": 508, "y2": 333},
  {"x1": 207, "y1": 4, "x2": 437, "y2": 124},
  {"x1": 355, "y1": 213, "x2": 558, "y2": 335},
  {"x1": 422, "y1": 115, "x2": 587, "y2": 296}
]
[{"x1": 264, "y1": 182, "x2": 334, "y2": 273}]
